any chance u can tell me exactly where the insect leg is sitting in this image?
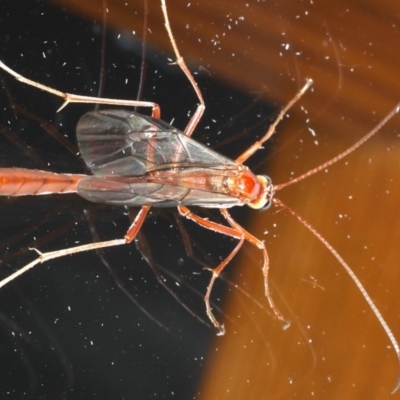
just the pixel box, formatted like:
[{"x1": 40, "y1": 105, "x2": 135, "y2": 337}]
[
  {"x1": 178, "y1": 205, "x2": 245, "y2": 334},
  {"x1": 0, "y1": 206, "x2": 150, "y2": 289},
  {"x1": 82, "y1": 207, "x2": 176, "y2": 332},
  {"x1": 160, "y1": 0, "x2": 205, "y2": 137},
  {"x1": 0, "y1": 61, "x2": 161, "y2": 117},
  {"x1": 220, "y1": 208, "x2": 288, "y2": 326},
  {"x1": 134, "y1": 228, "x2": 212, "y2": 327},
  {"x1": 173, "y1": 209, "x2": 215, "y2": 270},
  {"x1": 235, "y1": 78, "x2": 313, "y2": 164}
]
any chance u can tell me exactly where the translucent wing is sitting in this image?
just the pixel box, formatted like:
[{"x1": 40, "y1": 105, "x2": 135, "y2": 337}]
[
  {"x1": 76, "y1": 110, "x2": 236, "y2": 176},
  {"x1": 76, "y1": 110, "x2": 243, "y2": 208}
]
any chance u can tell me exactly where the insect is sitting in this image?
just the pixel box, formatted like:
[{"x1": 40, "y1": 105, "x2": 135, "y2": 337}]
[{"x1": 0, "y1": 0, "x2": 399, "y2": 393}]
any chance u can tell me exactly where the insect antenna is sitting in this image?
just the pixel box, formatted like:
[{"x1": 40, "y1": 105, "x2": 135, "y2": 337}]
[
  {"x1": 274, "y1": 104, "x2": 400, "y2": 191},
  {"x1": 273, "y1": 197, "x2": 400, "y2": 394},
  {"x1": 271, "y1": 101, "x2": 400, "y2": 393}
]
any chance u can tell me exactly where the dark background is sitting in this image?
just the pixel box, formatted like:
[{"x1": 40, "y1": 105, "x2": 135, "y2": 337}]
[
  {"x1": 0, "y1": 0, "x2": 400, "y2": 399},
  {"x1": 0, "y1": 1, "x2": 273, "y2": 399}
]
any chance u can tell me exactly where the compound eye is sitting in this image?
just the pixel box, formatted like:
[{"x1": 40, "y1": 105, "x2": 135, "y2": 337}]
[
  {"x1": 259, "y1": 175, "x2": 273, "y2": 211},
  {"x1": 260, "y1": 199, "x2": 272, "y2": 211},
  {"x1": 260, "y1": 175, "x2": 272, "y2": 186}
]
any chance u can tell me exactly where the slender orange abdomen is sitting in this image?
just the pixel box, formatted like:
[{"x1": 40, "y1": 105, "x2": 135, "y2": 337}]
[{"x1": 0, "y1": 168, "x2": 86, "y2": 196}]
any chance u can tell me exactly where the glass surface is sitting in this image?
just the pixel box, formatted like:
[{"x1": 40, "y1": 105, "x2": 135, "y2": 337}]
[{"x1": 0, "y1": 0, "x2": 399, "y2": 398}]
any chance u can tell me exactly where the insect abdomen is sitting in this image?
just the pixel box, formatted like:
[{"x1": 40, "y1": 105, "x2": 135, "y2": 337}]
[{"x1": 0, "y1": 168, "x2": 85, "y2": 196}]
